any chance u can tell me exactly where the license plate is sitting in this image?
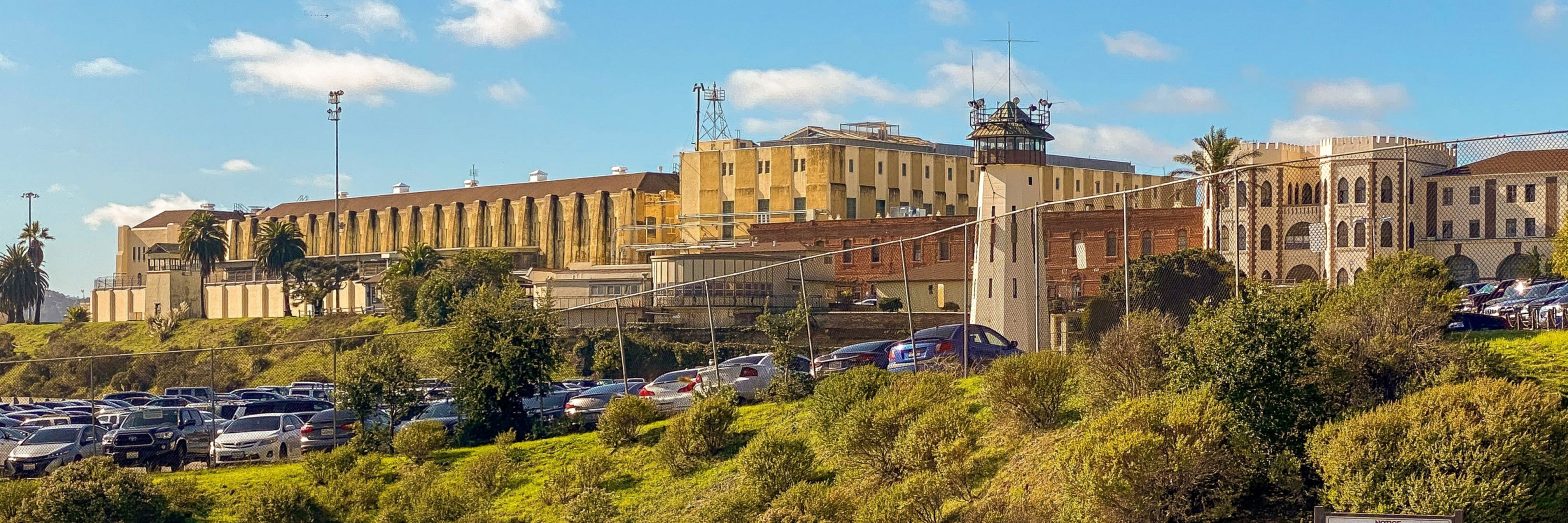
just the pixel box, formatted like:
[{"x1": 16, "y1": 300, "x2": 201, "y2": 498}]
[
  {"x1": 319, "y1": 429, "x2": 335, "y2": 436},
  {"x1": 126, "y1": 452, "x2": 139, "y2": 459},
  {"x1": 21, "y1": 464, "x2": 34, "y2": 471},
  {"x1": 222, "y1": 452, "x2": 244, "y2": 459}
]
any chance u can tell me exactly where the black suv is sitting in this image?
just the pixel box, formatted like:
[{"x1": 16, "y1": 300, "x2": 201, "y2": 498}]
[{"x1": 102, "y1": 407, "x2": 215, "y2": 471}]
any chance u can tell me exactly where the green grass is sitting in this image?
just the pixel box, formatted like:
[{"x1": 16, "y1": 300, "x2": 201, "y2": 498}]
[{"x1": 1470, "y1": 330, "x2": 1568, "y2": 393}]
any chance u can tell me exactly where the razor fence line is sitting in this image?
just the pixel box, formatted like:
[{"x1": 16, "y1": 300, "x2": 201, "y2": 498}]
[{"x1": 3, "y1": 129, "x2": 1566, "y2": 391}]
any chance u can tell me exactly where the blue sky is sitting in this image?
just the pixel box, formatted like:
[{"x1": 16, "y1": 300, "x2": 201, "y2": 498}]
[{"x1": 1, "y1": 0, "x2": 1566, "y2": 294}]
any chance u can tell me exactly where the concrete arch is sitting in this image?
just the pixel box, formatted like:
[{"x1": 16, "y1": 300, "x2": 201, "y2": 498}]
[
  {"x1": 1285, "y1": 264, "x2": 1318, "y2": 282},
  {"x1": 1497, "y1": 253, "x2": 1537, "y2": 280},
  {"x1": 1444, "y1": 254, "x2": 1479, "y2": 284}
]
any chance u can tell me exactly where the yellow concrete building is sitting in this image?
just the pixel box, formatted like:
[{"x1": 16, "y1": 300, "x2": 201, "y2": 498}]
[
  {"x1": 92, "y1": 169, "x2": 680, "y2": 322},
  {"x1": 668, "y1": 122, "x2": 1180, "y2": 248}
]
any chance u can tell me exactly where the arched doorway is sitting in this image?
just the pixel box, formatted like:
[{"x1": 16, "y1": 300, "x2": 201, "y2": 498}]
[
  {"x1": 1285, "y1": 264, "x2": 1318, "y2": 282},
  {"x1": 1497, "y1": 253, "x2": 1537, "y2": 280},
  {"x1": 1444, "y1": 254, "x2": 1479, "y2": 284},
  {"x1": 1336, "y1": 268, "x2": 1350, "y2": 286}
]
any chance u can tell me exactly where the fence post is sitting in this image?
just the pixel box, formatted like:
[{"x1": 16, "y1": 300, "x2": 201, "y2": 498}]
[
  {"x1": 962, "y1": 222, "x2": 971, "y2": 372},
  {"x1": 898, "y1": 239, "x2": 917, "y2": 373},
  {"x1": 613, "y1": 297, "x2": 630, "y2": 394},
  {"x1": 1031, "y1": 208, "x2": 1042, "y2": 352},
  {"x1": 208, "y1": 344, "x2": 217, "y2": 468},
  {"x1": 1122, "y1": 193, "x2": 1131, "y2": 316},
  {"x1": 796, "y1": 258, "x2": 815, "y2": 362},
  {"x1": 86, "y1": 356, "x2": 94, "y2": 398},
  {"x1": 1232, "y1": 172, "x2": 1242, "y2": 297},
  {"x1": 703, "y1": 280, "x2": 721, "y2": 387}
]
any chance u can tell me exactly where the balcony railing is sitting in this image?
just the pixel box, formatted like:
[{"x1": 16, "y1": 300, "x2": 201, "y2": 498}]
[{"x1": 94, "y1": 273, "x2": 144, "y2": 290}]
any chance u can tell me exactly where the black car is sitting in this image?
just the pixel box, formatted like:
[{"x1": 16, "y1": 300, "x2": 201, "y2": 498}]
[
  {"x1": 1446, "y1": 312, "x2": 1511, "y2": 333},
  {"x1": 232, "y1": 398, "x2": 333, "y2": 418},
  {"x1": 102, "y1": 407, "x2": 216, "y2": 471},
  {"x1": 103, "y1": 391, "x2": 158, "y2": 404},
  {"x1": 811, "y1": 340, "x2": 897, "y2": 377}
]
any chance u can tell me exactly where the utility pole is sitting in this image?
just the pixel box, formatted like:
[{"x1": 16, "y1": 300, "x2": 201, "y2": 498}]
[
  {"x1": 327, "y1": 90, "x2": 344, "y2": 314},
  {"x1": 21, "y1": 192, "x2": 38, "y2": 229}
]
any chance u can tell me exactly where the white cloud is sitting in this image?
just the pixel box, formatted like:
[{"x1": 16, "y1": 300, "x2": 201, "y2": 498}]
[
  {"x1": 486, "y1": 79, "x2": 527, "y2": 105},
  {"x1": 1049, "y1": 123, "x2": 1185, "y2": 170},
  {"x1": 1131, "y1": 85, "x2": 1221, "y2": 113},
  {"x1": 439, "y1": 0, "x2": 560, "y2": 48},
  {"x1": 72, "y1": 57, "x2": 138, "y2": 77},
  {"x1": 47, "y1": 183, "x2": 77, "y2": 195},
  {"x1": 0, "y1": 53, "x2": 16, "y2": 71},
  {"x1": 916, "y1": 44, "x2": 1046, "y2": 108},
  {"x1": 202, "y1": 158, "x2": 259, "y2": 174},
  {"x1": 1100, "y1": 31, "x2": 1176, "y2": 61},
  {"x1": 1298, "y1": 78, "x2": 1408, "y2": 113},
  {"x1": 292, "y1": 173, "x2": 353, "y2": 189},
  {"x1": 208, "y1": 32, "x2": 452, "y2": 106},
  {"x1": 740, "y1": 109, "x2": 844, "y2": 138},
  {"x1": 922, "y1": 0, "x2": 968, "y2": 24},
  {"x1": 728, "y1": 64, "x2": 901, "y2": 109},
  {"x1": 345, "y1": 0, "x2": 411, "y2": 37},
  {"x1": 1534, "y1": 0, "x2": 1561, "y2": 24},
  {"x1": 82, "y1": 193, "x2": 207, "y2": 230},
  {"x1": 1268, "y1": 114, "x2": 1382, "y2": 145}
]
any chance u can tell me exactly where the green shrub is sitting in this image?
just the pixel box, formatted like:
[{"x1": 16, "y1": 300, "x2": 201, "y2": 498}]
[
  {"x1": 316, "y1": 453, "x2": 389, "y2": 523},
  {"x1": 737, "y1": 430, "x2": 816, "y2": 498},
  {"x1": 877, "y1": 297, "x2": 902, "y2": 312},
  {"x1": 155, "y1": 477, "x2": 214, "y2": 521},
  {"x1": 12, "y1": 457, "x2": 171, "y2": 523},
  {"x1": 415, "y1": 272, "x2": 460, "y2": 326},
  {"x1": 378, "y1": 463, "x2": 486, "y2": 523},
  {"x1": 563, "y1": 487, "x2": 620, "y2": 523},
  {"x1": 493, "y1": 428, "x2": 518, "y2": 447},
  {"x1": 460, "y1": 447, "x2": 516, "y2": 497},
  {"x1": 380, "y1": 273, "x2": 422, "y2": 323},
  {"x1": 304, "y1": 447, "x2": 360, "y2": 485},
  {"x1": 1046, "y1": 389, "x2": 1264, "y2": 522},
  {"x1": 805, "y1": 365, "x2": 892, "y2": 435},
  {"x1": 0, "y1": 478, "x2": 39, "y2": 522},
  {"x1": 233, "y1": 483, "x2": 333, "y2": 523},
  {"x1": 983, "y1": 350, "x2": 1074, "y2": 430},
  {"x1": 1083, "y1": 310, "x2": 1179, "y2": 409},
  {"x1": 1308, "y1": 378, "x2": 1568, "y2": 523},
  {"x1": 758, "y1": 481, "x2": 856, "y2": 523},
  {"x1": 656, "y1": 387, "x2": 737, "y2": 473},
  {"x1": 855, "y1": 471, "x2": 951, "y2": 523},
  {"x1": 829, "y1": 373, "x2": 960, "y2": 481},
  {"x1": 540, "y1": 451, "x2": 613, "y2": 505},
  {"x1": 63, "y1": 304, "x2": 90, "y2": 324},
  {"x1": 890, "y1": 402, "x2": 980, "y2": 480},
  {"x1": 598, "y1": 395, "x2": 658, "y2": 448},
  {"x1": 393, "y1": 420, "x2": 449, "y2": 462}
]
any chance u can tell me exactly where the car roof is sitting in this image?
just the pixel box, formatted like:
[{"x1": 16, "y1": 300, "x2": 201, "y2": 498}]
[{"x1": 834, "y1": 340, "x2": 894, "y2": 352}]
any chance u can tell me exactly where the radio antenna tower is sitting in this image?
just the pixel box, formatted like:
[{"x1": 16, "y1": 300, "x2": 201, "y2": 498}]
[{"x1": 692, "y1": 82, "x2": 732, "y2": 151}]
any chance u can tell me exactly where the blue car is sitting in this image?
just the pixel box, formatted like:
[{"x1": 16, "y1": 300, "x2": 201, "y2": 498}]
[{"x1": 887, "y1": 324, "x2": 1020, "y2": 372}]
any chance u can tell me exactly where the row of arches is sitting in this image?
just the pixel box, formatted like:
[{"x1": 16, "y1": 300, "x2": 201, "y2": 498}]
[
  {"x1": 1443, "y1": 253, "x2": 1542, "y2": 284},
  {"x1": 1222, "y1": 175, "x2": 1414, "y2": 208}
]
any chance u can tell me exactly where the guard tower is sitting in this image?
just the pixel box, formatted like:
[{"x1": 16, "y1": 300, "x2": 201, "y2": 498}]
[{"x1": 967, "y1": 97, "x2": 1054, "y2": 346}]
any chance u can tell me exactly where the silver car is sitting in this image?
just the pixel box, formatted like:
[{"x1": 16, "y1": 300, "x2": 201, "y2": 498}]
[
  {"x1": 4, "y1": 424, "x2": 106, "y2": 477},
  {"x1": 0, "y1": 427, "x2": 26, "y2": 462},
  {"x1": 641, "y1": 369, "x2": 701, "y2": 413}
]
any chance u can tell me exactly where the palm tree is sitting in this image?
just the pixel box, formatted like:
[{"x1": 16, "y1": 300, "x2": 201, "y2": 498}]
[
  {"x1": 18, "y1": 221, "x2": 53, "y2": 323},
  {"x1": 253, "y1": 220, "x2": 307, "y2": 317},
  {"x1": 387, "y1": 242, "x2": 441, "y2": 277},
  {"x1": 0, "y1": 244, "x2": 47, "y2": 324},
  {"x1": 178, "y1": 211, "x2": 229, "y2": 318},
  {"x1": 1172, "y1": 127, "x2": 1260, "y2": 250}
]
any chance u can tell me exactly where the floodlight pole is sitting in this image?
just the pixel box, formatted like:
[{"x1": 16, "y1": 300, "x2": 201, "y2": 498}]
[
  {"x1": 21, "y1": 192, "x2": 38, "y2": 230},
  {"x1": 327, "y1": 90, "x2": 344, "y2": 314}
]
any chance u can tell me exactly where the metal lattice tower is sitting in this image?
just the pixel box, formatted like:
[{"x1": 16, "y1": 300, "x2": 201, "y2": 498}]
[{"x1": 693, "y1": 82, "x2": 732, "y2": 149}]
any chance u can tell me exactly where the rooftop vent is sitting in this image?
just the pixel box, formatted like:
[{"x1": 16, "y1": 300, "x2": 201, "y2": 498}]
[
  {"x1": 198, "y1": 203, "x2": 216, "y2": 211},
  {"x1": 529, "y1": 170, "x2": 548, "y2": 182},
  {"x1": 610, "y1": 166, "x2": 628, "y2": 175},
  {"x1": 392, "y1": 182, "x2": 410, "y2": 194}
]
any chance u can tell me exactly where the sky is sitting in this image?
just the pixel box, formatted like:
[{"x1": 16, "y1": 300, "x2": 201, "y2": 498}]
[{"x1": 1, "y1": 0, "x2": 1567, "y2": 294}]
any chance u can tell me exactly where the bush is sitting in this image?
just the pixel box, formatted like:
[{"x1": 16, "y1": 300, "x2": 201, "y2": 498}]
[
  {"x1": 877, "y1": 297, "x2": 902, "y2": 312},
  {"x1": 563, "y1": 487, "x2": 620, "y2": 523},
  {"x1": 737, "y1": 430, "x2": 817, "y2": 498},
  {"x1": 12, "y1": 456, "x2": 171, "y2": 523},
  {"x1": 1308, "y1": 378, "x2": 1568, "y2": 522},
  {"x1": 304, "y1": 447, "x2": 360, "y2": 485},
  {"x1": 493, "y1": 429, "x2": 518, "y2": 447},
  {"x1": 378, "y1": 463, "x2": 485, "y2": 523},
  {"x1": 1045, "y1": 389, "x2": 1264, "y2": 522},
  {"x1": 155, "y1": 477, "x2": 215, "y2": 521},
  {"x1": 415, "y1": 272, "x2": 460, "y2": 326},
  {"x1": 983, "y1": 351, "x2": 1074, "y2": 430},
  {"x1": 758, "y1": 481, "x2": 856, "y2": 523},
  {"x1": 0, "y1": 479, "x2": 39, "y2": 522},
  {"x1": 1083, "y1": 311, "x2": 1179, "y2": 409},
  {"x1": 890, "y1": 402, "x2": 980, "y2": 480},
  {"x1": 233, "y1": 483, "x2": 333, "y2": 523},
  {"x1": 540, "y1": 451, "x2": 613, "y2": 505},
  {"x1": 760, "y1": 371, "x2": 813, "y2": 402},
  {"x1": 697, "y1": 486, "x2": 765, "y2": 523},
  {"x1": 805, "y1": 366, "x2": 892, "y2": 435},
  {"x1": 829, "y1": 373, "x2": 961, "y2": 481},
  {"x1": 460, "y1": 447, "x2": 516, "y2": 497},
  {"x1": 393, "y1": 420, "x2": 449, "y2": 462},
  {"x1": 657, "y1": 387, "x2": 738, "y2": 473},
  {"x1": 855, "y1": 471, "x2": 951, "y2": 523},
  {"x1": 380, "y1": 273, "x2": 422, "y2": 323},
  {"x1": 63, "y1": 304, "x2": 90, "y2": 324},
  {"x1": 598, "y1": 395, "x2": 658, "y2": 448},
  {"x1": 315, "y1": 453, "x2": 389, "y2": 523}
]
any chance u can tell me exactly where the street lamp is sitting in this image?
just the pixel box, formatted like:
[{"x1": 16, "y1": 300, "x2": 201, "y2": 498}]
[
  {"x1": 326, "y1": 90, "x2": 344, "y2": 433},
  {"x1": 21, "y1": 192, "x2": 38, "y2": 227}
]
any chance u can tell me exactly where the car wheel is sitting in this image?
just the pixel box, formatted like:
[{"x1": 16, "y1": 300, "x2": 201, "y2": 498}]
[
  {"x1": 278, "y1": 444, "x2": 288, "y2": 460},
  {"x1": 170, "y1": 443, "x2": 186, "y2": 471}
]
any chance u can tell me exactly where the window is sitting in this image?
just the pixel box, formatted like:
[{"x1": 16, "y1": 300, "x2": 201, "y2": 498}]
[
  {"x1": 1012, "y1": 278, "x2": 1018, "y2": 298},
  {"x1": 1442, "y1": 187, "x2": 1453, "y2": 205},
  {"x1": 901, "y1": 163, "x2": 907, "y2": 177},
  {"x1": 947, "y1": 167, "x2": 954, "y2": 180},
  {"x1": 1526, "y1": 184, "x2": 1538, "y2": 202},
  {"x1": 938, "y1": 237, "x2": 951, "y2": 261},
  {"x1": 1527, "y1": 217, "x2": 1538, "y2": 236},
  {"x1": 1075, "y1": 179, "x2": 1081, "y2": 191},
  {"x1": 848, "y1": 159, "x2": 855, "y2": 172},
  {"x1": 912, "y1": 242, "x2": 923, "y2": 261},
  {"x1": 845, "y1": 197, "x2": 857, "y2": 219},
  {"x1": 755, "y1": 199, "x2": 770, "y2": 223},
  {"x1": 1055, "y1": 178, "x2": 1061, "y2": 190},
  {"x1": 793, "y1": 197, "x2": 806, "y2": 222},
  {"x1": 1238, "y1": 225, "x2": 1248, "y2": 251},
  {"x1": 841, "y1": 240, "x2": 852, "y2": 263},
  {"x1": 1218, "y1": 226, "x2": 1230, "y2": 251},
  {"x1": 1507, "y1": 185, "x2": 1518, "y2": 203},
  {"x1": 1259, "y1": 225, "x2": 1273, "y2": 251},
  {"x1": 1441, "y1": 220, "x2": 1454, "y2": 239},
  {"x1": 1337, "y1": 178, "x2": 1349, "y2": 204},
  {"x1": 1176, "y1": 228, "x2": 1189, "y2": 250},
  {"x1": 1236, "y1": 181, "x2": 1248, "y2": 207},
  {"x1": 1505, "y1": 218, "x2": 1518, "y2": 237},
  {"x1": 870, "y1": 240, "x2": 881, "y2": 263},
  {"x1": 945, "y1": 204, "x2": 955, "y2": 216},
  {"x1": 1354, "y1": 177, "x2": 1367, "y2": 203},
  {"x1": 721, "y1": 200, "x2": 735, "y2": 240},
  {"x1": 1261, "y1": 181, "x2": 1273, "y2": 207},
  {"x1": 1095, "y1": 181, "x2": 1102, "y2": 192},
  {"x1": 924, "y1": 165, "x2": 930, "y2": 179},
  {"x1": 875, "y1": 199, "x2": 887, "y2": 217},
  {"x1": 1380, "y1": 221, "x2": 1393, "y2": 247},
  {"x1": 759, "y1": 160, "x2": 771, "y2": 173},
  {"x1": 1028, "y1": 176, "x2": 1033, "y2": 186},
  {"x1": 1353, "y1": 221, "x2": 1366, "y2": 247},
  {"x1": 1105, "y1": 230, "x2": 1118, "y2": 257},
  {"x1": 877, "y1": 161, "x2": 884, "y2": 175},
  {"x1": 1469, "y1": 186, "x2": 1481, "y2": 204},
  {"x1": 1140, "y1": 230, "x2": 1154, "y2": 256},
  {"x1": 1336, "y1": 222, "x2": 1350, "y2": 247},
  {"x1": 1469, "y1": 220, "x2": 1481, "y2": 238},
  {"x1": 1380, "y1": 177, "x2": 1393, "y2": 203}
]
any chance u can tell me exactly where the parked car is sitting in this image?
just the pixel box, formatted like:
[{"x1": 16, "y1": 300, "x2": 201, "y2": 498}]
[
  {"x1": 853, "y1": 297, "x2": 879, "y2": 306},
  {"x1": 145, "y1": 397, "x2": 192, "y2": 408},
  {"x1": 1465, "y1": 279, "x2": 1516, "y2": 311},
  {"x1": 1446, "y1": 312, "x2": 1511, "y2": 333},
  {"x1": 696, "y1": 353, "x2": 812, "y2": 401},
  {"x1": 0, "y1": 427, "x2": 27, "y2": 462},
  {"x1": 104, "y1": 391, "x2": 157, "y2": 404},
  {"x1": 396, "y1": 400, "x2": 460, "y2": 432},
  {"x1": 164, "y1": 387, "x2": 216, "y2": 402},
  {"x1": 231, "y1": 398, "x2": 333, "y2": 418},
  {"x1": 102, "y1": 407, "x2": 216, "y2": 471},
  {"x1": 639, "y1": 369, "x2": 701, "y2": 413},
  {"x1": 4, "y1": 424, "x2": 106, "y2": 477},
  {"x1": 887, "y1": 323, "x2": 1021, "y2": 373},
  {"x1": 0, "y1": 417, "x2": 20, "y2": 428},
  {"x1": 234, "y1": 391, "x2": 286, "y2": 401},
  {"x1": 211, "y1": 414, "x2": 305, "y2": 466},
  {"x1": 300, "y1": 409, "x2": 387, "y2": 452},
  {"x1": 21, "y1": 416, "x2": 73, "y2": 429},
  {"x1": 811, "y1": 340, "x2": 896, "y2": 377},
  {"x1": 564, "y1": 382, "x2": 647, "y2": 424},
  {"x1": 521, "y1": 384, "x2": 577, "y2": 419},
  {"x1": 1481, "y1": 280, "x2": 1561, "y2": 316}
]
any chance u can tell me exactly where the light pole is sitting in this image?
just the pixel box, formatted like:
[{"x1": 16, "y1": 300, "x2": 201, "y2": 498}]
[
  {"x1": 326, "y1": 91, "x2": 343, "y2": 430},
  {"x1": 21, "y1": 192, "x2": 38, "y2": 228}
]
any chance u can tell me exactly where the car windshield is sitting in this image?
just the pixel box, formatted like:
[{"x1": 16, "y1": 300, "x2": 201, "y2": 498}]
[
  {"x1": 653, "y1": 370, "x2": 698, "y2": 383},
  {"x1": 226, "y1": 416, "x2": 281, "y2": 433},
  {"x1": 909, "y1": 325, "x2": 959, "y2": 340},
  {"x1": 123, "y1": 409, "x2": 180, "y2": 428},
  {"x1": 308, "y1": 410, "x2": 356, "y2": 424},
  {"x1": 581, "y1": 383, "x2": 639, "y2": 396},
  {"x1": 419, "y1": 402, "x2": 455, "y2": 418},
  {"x1": 24, "y1": 427, "x2": 79, "y2": 445},
  {"x1": 1525, "y1": 284, "x2": 1559, "y2": 298}
]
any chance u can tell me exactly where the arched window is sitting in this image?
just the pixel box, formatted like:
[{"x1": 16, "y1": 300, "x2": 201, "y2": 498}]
[
  {"x1": 1336, "y1": 268, "x2": 1350, "y2": 286},
  {"x1": 1284, "y1": 222, "x2": 1311, "y2": 250},
  {"x1": 1236, "y1": 181, "x2": 1248, "y2": 207},
  {"x1": 1140, "y1": 230, "x2": 1153, "y2": 256},
  {"x1": 1354, "y1": 177, "x2": 1367, "y2": 203},
  {"x1": 1070, "y1": 275, "x2": 1083, "y2": 299},
  {"x1": 1238, "y1": 225, "x2": 1248, "y2": 251},
  {"x1": 1380, "y1": 176, "x2": 1393, "y2": 203},
  {"x1": 1335, "y1": 221, "x2": 1349, "y2": 247},
  {"x1": 1260, "y1": 225, "x2": 1274, "y2": 250},
  {"x1": 1337, "y1": 178, "x2": 1349, "y2": 204},
  {"x1": 1175, "y1": 228, "x2": 1189, "y2": 250},
  {"x1": 1286, "y1": 264, "x2": 1318, "y2": 282},
  {"x1": 1353, "y1": 221, "x2": 1366, "y2": 247},
  {"x1": 1498, "y1": 254, "x2": 1536, "y2": 280},
  {"x1": 1261, "y1": 271, "x2": 1273, "y2": 282},
  {"x1": 1218, "y1": 226, "x2": 1230, "y2": 251},
  {"x1": 1261, "y1": 181, "x2": 1273, "y2": 207},
  {"x1": 1379, "y1": 221, "x2": 1393, "y2": 247}
]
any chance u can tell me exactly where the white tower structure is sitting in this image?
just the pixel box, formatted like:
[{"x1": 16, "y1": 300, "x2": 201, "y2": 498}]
[{"x1": 967, "y1": 97, "x2": 1054, "y2": 347}]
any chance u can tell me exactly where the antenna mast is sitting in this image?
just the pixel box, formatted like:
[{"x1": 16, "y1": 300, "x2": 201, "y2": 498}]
[
  {"x1": 693, "y1": 82, "x2": 732, "y2": 150},
  {"x1": 983, "y1": 22, "x2": 1037, "y2": 100}
]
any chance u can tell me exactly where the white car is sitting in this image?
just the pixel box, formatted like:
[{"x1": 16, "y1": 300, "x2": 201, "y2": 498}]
[
  {"x1": 639, "y1": 369, "x2": 701, "y2": 413},
  {"x1": 695, "y1": 353, "x2": 812, "y2": 402},
  {"x1": 211, "y1": 413, "x2": 304, "y2": 466},
  {"x1": 0, "y1": 428, "x2": 26, "y2": 462}
]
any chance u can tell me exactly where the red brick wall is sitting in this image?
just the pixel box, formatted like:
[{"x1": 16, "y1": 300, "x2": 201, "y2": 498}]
[{"x1": 750, "y1": 208, "x2": 1204, "y2": 297}]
